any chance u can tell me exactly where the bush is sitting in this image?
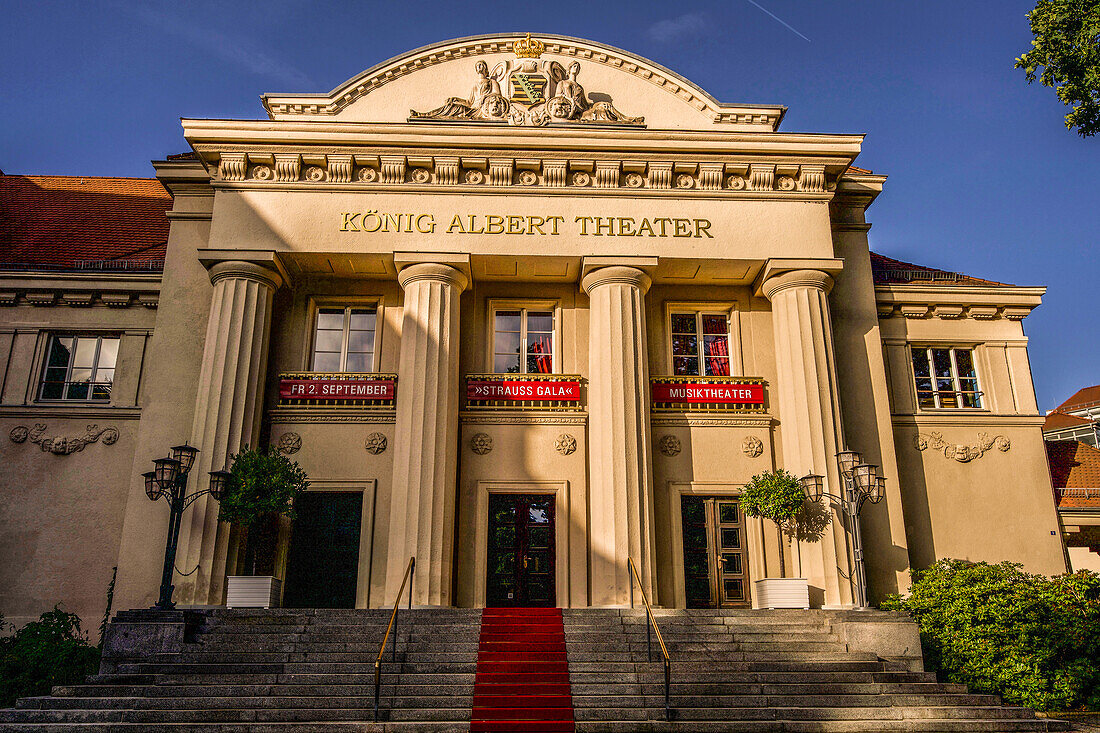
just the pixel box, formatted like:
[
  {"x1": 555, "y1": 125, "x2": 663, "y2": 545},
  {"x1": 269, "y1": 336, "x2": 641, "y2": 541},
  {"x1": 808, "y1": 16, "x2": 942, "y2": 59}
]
[
  {"x1": 0, "y1": 608, "x2": 100, "y2": 707},
  {"x1": 883, "y1": 559, "x2": 1100, "y2": 711}
]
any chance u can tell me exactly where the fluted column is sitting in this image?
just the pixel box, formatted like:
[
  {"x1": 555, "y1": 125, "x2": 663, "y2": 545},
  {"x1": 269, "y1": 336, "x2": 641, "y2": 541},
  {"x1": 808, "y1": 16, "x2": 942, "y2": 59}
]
[
  {"x1": 582, "y1": 266, "x2": 656, "y2": 606},
  {"x1": 761, "y1": 269, "x2": 855, "y2": 608},
  {"x1": 386, "y1": 263, "x2": 468, "y2": 606},
  {"x1": 176, "y1": 260, "x2": 281, "y2": 606}
]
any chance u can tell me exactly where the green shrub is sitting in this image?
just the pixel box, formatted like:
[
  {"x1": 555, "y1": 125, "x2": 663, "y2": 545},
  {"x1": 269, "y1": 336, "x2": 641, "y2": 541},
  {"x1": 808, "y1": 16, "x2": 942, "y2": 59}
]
[
  {"x1": 740, "y1": 469, "x2": 806, "y2": 575},
  {"x1": 883, "y1": 559, "x2": 1100, "y2": 711},
  {"x1": 0, "y1": 608, "x2": 100, "y2": 707}
]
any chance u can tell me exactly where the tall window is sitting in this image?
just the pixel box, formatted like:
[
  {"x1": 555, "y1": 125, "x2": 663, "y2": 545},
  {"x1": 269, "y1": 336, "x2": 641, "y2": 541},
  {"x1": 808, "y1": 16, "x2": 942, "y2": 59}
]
[
  {"x1": 911, "y1": 346, "x2": 982, "y2": 408},
  {"x1": 670, "y1": 312, "x2": 731, "y2": 376},
  {"x1": 311, "y1": 307, "x2": 376, "y2": 372},
  {"x1": 39, "y1": 335, "x2": 119, "y2": 401},
  {"x1": 493, "y1": 309, "x2": 554, "y2": 374}
]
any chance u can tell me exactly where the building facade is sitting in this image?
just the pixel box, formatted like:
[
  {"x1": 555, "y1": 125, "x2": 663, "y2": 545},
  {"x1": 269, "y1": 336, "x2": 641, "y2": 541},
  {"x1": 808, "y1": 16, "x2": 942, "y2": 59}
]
[{"x1": 0, "y1": 34, "x2": 1068, "y2": 630}]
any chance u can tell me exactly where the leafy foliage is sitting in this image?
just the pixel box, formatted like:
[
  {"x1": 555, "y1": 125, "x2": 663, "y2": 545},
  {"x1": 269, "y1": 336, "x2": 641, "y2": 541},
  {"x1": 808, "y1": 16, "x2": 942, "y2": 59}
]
[
  {"x1": 740, "y1": 469, "x2": 806, "y2": 525},
  {"x1": 883, "y1": 559, "x2": 1100, "y2": 711},
  {"x1": 217, "y1": 447, "x2": 309, "y2": 575},
  {"x1": 0, "y1": 609, "x2": 100, "y2": 708},
  {"x1": 1015, "y1": 0, "x2": 1100, "y2": 137}
]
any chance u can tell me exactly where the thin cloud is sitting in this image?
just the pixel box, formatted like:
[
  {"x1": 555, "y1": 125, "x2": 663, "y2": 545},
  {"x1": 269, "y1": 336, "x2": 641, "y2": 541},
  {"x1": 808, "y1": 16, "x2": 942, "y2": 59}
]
[
  {"x1": 117, "y1": 2, "x2": 314, "y2": 89},
  {"x1": 745, "y1": 0, "x2": 811, "y2": 43},
  {"x1": 647, "y1": 13, "x2": 709, "y2": 44}
]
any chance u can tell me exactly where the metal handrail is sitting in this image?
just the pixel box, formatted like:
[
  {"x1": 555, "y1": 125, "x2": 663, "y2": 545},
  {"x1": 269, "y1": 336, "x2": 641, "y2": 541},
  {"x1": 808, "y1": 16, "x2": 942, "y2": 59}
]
[
  {"x1": 374, "y1": 557, "x2": 415, "y2": 722},
  {"x1": 628, "y1": 557, "x2": 671, "y2": 721}
]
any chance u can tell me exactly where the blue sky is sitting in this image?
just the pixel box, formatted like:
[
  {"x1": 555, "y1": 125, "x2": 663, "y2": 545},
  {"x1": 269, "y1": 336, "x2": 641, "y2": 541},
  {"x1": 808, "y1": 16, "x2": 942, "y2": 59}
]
[{"x1": 2, "y1": 1, "x2": 1096, "y2": 410}]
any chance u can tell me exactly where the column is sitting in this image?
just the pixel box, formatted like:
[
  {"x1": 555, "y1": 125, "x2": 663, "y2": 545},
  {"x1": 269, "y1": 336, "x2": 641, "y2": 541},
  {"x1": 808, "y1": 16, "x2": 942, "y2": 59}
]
[
  {"x1": 385, "y1": 263, "x2": 468, "y2": 606},
  {"x1": 582, "y1": 266, "x2": 657, "y2": 606},
  {"x1": 761, "y1": 269, "x2": 856, "y2": 608},
  {"x1": 175, "y1": 260, "x2": 281, "y2": 606}
]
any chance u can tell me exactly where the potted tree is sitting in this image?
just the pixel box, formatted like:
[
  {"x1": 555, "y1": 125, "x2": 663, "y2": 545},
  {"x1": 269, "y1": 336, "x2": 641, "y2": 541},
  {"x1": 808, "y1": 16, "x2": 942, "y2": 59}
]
[
  {"x1": 219, "y1": 447, "x2": 309, "y2": 609},
  {"x1": 740, "y1": 469, "x2": 811, "y2": 609}
]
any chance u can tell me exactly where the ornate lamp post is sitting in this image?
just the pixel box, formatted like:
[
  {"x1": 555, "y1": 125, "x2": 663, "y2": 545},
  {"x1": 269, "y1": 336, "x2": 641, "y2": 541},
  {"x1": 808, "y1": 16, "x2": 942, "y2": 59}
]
[
  {"x1": 143, "y1": 443, "x2": 232, "y2": 610},
  {"x1": 798, "y1": 450, "x2": 886, "y2": 609}
]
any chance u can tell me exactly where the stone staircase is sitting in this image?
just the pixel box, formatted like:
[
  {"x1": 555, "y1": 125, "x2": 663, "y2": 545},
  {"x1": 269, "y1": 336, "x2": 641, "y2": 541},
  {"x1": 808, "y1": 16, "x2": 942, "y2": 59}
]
[
  {"x1": 0, "y1": 607, "x2": 1072, "y2": 732},
  {"x1": 564, "y1": 608, "x2": 1071, "y2": 732}
]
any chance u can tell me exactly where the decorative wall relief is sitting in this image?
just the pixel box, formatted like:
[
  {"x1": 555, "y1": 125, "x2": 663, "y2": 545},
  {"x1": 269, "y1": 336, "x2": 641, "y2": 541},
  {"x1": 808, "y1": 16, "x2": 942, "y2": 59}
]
[
  {"x1": 554, "y1": 434, "x2": 577, "y2": 455},
  {"x1": 364, "y1": 432, "x2": 388, "y2": 455},
  {"x1": 276, "y1": 432, "x2": 302, "y2": 455},
  {"x1": 658, "y1": 435, "x2": 682, "y2": 457},
  {"x1": 410, "y1": 36, "x2": 643, "y2": 127},
  {"x1": 916, "y1": 431, "x2": 1011, "y2": 463},
  {"x1": 742, "y1": 436, "x2": 764, "y2": 458},
  {"x1": 9, "y1": 423, "x2": 119, "y2": 455},
  {"x1": 470, "y1": 433, "x2": 494, "y2": 455}
]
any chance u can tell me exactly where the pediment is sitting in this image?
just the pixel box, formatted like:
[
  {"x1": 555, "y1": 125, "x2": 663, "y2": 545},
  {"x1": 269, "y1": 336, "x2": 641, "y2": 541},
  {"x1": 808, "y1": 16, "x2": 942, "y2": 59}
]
[{"x1": 261, "y1": 34, "x2": 785, "y2": 132}]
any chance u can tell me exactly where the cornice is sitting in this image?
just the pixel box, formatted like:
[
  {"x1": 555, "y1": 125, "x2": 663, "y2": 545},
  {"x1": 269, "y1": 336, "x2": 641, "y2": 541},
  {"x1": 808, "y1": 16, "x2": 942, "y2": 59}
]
[
  {"x1": 890, "y1": 413, "x2": 1045, "y2": 428},
  {"x1": 268, "y1": 407, "x2": 397, "y2": 424},
  {"x1": 650, "y1": 414, "x2": 775, "y2": 427},
  {"x1": 460, "y1": 411, "x2": 588, "y2": 424},
  {"x1": 0, "y1": 271, "x2": 160, "y2": 310},
  {"x1": 0, "y1": 405, "x2": 142, "y2": 420},
  {"x1": 875, "y1": 284, "x2": 1045, "y2": 322}
]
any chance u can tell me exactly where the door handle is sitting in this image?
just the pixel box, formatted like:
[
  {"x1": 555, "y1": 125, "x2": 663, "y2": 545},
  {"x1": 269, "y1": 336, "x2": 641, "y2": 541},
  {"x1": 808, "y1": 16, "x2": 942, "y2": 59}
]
[{"x1": 523, "y1": 556, "x2": 528, "y2": 569}]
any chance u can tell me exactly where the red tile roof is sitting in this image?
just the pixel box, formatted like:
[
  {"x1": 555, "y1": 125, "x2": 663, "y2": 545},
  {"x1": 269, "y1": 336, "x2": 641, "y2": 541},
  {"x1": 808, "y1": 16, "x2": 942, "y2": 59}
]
[
  {"x1": 1044, "y1": 411, "x2": 1095, "y2": 432},
  {"x1": 1047, "y1": 441, "x2": 1100, "y2": 507},
  {"x1": 1054, "y1": 385, "x2": 1100, "y2": 414},
  {"x1": 0, "y1": 173, "x2": 170, "y2": 271},
  {"x1": 869, "y1": 252, "x2": 1012, "y2": 287}
]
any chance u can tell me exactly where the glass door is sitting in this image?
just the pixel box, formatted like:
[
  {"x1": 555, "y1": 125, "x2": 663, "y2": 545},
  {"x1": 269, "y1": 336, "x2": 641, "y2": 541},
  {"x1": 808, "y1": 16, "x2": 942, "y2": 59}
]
[
  {"x1": 681, "y1": 496, "x2": 750, "y2": 608},
  {"x1": 486, "y1": 494, "x2": 556, "y2": 607}
]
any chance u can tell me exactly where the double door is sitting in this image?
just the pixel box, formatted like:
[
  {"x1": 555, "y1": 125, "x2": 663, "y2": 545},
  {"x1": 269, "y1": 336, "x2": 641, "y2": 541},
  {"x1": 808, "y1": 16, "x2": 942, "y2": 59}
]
[
  {"x1": 681, "y1": 495, "x2": 750, "y2": 608},
  {"x1": 486, "y1": 494, "x2": 555, "y2": 607}
]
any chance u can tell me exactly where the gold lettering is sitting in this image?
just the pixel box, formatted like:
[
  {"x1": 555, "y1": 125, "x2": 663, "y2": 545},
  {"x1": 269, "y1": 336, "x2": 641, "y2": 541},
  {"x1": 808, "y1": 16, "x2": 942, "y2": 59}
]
[
  {"x1": 575, "y1": 216, "x2": 593, "y2": 235},
  {"x1": 617, "y1": 217, "x2": 636, "y2": 236},
  {"x1": 486, "y1": 215, "x2": 505, "y2": 234},
  {"x1": 416, "y1": 214, "x2": 436, "y2": 234},
  {"x1": 527, "y1": 216, "x2": 545, "y2": 235},
  {"x1": 593, "y1": 217, "x2": 613, "y2": 236},
  {"x1": 467, "y1": 215, "x2": 484, "y2": 234},
  {"x1": 507, "y1": 215, "x2": 524, "y2": 235},
  {"x1": 694, "y1": 219, "x2": 713, "y2": 238},
  {"x1": 547, "y1": 216, "x2": 564, "y2": 235},
  {"x1": 637, "y1": 218, "x2": 655, "y2": 237},
  {"x1": 341, "y1": 212, "x2": 361, "y2": 232},
  {"x1": 655, "y1": 217, "x2": 671, "y2": 236},
  {"x1": 363, "y1": 211, "x2": 382, "y2": 232},
  {"x1": 382, "y1": 213, "x2": 400, "y2": 232},
  {"x1": 673, "y1": 218, "x2": 691, "y2": 237},
  {"x1": 447, "y1": 215, "x2": 466, "y2": 234}
]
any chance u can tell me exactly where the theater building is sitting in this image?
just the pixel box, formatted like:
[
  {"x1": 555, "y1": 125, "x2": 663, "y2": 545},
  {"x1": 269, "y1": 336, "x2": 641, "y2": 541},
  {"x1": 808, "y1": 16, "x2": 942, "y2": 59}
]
[{"x1": 0, "y1": 34, "x2": 1068, "y2": 629}]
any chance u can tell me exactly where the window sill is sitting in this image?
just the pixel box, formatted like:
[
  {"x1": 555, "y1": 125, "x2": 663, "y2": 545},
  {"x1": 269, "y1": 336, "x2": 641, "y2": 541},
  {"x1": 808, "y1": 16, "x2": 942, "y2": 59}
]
[{"x1": 0, "y1": 404, "x2": 141, "y2": 420}]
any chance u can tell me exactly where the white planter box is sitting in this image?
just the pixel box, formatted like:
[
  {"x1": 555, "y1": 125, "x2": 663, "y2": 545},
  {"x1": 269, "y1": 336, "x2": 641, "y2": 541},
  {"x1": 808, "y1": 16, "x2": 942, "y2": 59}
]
[
  {"x1": 226, "y1": 576, "x2": 282, "y2": 609},
  {"x1": 753, "y1": 578, "x2": 810, "y2": 609}
]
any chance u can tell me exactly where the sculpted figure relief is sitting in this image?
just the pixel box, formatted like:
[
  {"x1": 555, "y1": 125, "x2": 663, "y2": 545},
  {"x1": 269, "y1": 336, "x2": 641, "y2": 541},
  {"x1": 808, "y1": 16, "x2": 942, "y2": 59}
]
[{"x1": 411, "y1": 54, "x2": 644, "y2": 127}]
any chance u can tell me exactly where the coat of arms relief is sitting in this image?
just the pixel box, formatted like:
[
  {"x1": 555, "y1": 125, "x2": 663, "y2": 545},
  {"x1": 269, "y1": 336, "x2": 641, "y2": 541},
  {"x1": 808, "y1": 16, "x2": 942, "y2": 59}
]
[{"x1": 411, "y1": 35, "x2": 643, "y2": 127}]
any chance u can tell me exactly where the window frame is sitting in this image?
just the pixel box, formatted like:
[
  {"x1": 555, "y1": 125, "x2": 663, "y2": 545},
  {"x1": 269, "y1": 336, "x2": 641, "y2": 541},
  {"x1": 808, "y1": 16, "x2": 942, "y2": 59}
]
[
  {"x1": 307, "y1": 298, "x2": 382, "y2": 373},
  {"x1": 487, "y1": 299, "x2": 561, "y2": 375},
  {"x1": 663, "y1": 303, "x2": 742, "y2": 378},
  {"x1": 909, "y1": 344, "x2": 984, "y2": 410},
  {"x1": 37, "y1": 333, "x2": 121, "y2": 403}
]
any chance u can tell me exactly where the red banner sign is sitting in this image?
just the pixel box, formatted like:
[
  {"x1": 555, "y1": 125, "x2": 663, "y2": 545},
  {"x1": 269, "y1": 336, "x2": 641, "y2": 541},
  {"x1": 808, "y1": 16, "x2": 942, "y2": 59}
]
[
  {"x1": 651, "y1": 381, "x2": 764, "y2": 405},
  {"x1": 280, "y1": 378, "x2": 395, "y2": 400},
  {"x1": 467, "y1": 379, "x2": 581, "y2": 402}
]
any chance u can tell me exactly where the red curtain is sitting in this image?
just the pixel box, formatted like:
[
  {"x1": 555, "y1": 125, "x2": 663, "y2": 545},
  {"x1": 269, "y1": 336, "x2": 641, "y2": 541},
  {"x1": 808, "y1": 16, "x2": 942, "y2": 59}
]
[
  {"x1": 704, "y1": 337, "x2": 729, "y2": 376},
  {"x1": 530, "y1": 338, "x2": 552, "y2": 373}
]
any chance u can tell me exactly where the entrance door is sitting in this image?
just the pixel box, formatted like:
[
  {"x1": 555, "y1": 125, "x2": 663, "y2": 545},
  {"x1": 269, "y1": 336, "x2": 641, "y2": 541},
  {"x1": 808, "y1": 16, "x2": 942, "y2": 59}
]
[
  {"x1": 486, "y1": 494, "x2": 555, "y2": 607},
  {"x1": 283, "y1": 492, "x2": 363, "y2": 608},
  {"x1": 681, "y1": 496, "x2": 750, "y2": 608}
]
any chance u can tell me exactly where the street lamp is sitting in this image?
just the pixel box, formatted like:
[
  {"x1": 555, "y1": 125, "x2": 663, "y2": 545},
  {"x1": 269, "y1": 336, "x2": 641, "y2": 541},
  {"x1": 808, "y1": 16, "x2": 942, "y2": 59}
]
[
  {"x1": 799, "y1": 450, "x2": 885, "y2": 609},
  {"x1": 143, "y1": 443, "x2": 232, "y2": 609}
]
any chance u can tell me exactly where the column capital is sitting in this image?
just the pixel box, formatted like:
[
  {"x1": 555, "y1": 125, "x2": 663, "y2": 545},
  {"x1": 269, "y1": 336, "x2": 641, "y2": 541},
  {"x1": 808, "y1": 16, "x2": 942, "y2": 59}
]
[
  {"x1": 760, "y1": 269, "x2": 834, "y2": 301},
  {"x1": 208, "y1": 260, "x2": 282, "y2": 290},
  {"x1": 397, "y1": 262, "x2": 469, "y2": 293},
  {"x1": 580, "y1": 266, "x2": 652, "y2": 295}
]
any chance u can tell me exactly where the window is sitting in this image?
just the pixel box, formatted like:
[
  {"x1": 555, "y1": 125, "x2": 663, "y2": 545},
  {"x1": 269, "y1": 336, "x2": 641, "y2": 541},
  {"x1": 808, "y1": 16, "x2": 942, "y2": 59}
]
[
  {"x1": 911, "y1": 346, "x2": 982, "y2": 408},
  {"x1": 39, "y1": 335, "x2": 119, "y2": 401},
  {"x1": 493, "y1": 308, "x2": 554, "y2": 374},
  {"x1": 311, "y1": 307, "x2": 376, "y2": 372},
  {"x1": 670, "y1": 312, "x2": 731, "y2": 376}
]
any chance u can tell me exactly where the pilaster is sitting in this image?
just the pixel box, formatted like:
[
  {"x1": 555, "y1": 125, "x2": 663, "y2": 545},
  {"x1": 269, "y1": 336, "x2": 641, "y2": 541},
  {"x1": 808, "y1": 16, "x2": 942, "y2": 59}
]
[{"x1": 581, "y1": 266, "x2": 656, "y2": 606}]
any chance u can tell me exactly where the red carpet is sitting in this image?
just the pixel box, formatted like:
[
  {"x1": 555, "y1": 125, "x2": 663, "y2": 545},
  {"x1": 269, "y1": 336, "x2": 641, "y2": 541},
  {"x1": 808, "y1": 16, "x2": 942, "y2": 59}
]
[{"x1": 471, "y1": 607, "x2": 575, "y2": 732}]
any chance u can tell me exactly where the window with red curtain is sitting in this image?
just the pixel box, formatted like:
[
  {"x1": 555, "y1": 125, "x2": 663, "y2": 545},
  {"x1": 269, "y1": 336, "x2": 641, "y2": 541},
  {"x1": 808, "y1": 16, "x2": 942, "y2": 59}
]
[
  {"x1": 671, "y1": 312, "x2": 730, "y2": 376},
  {"x1": 494, "y1": 308, "x2": 555, "y2": 374}
]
